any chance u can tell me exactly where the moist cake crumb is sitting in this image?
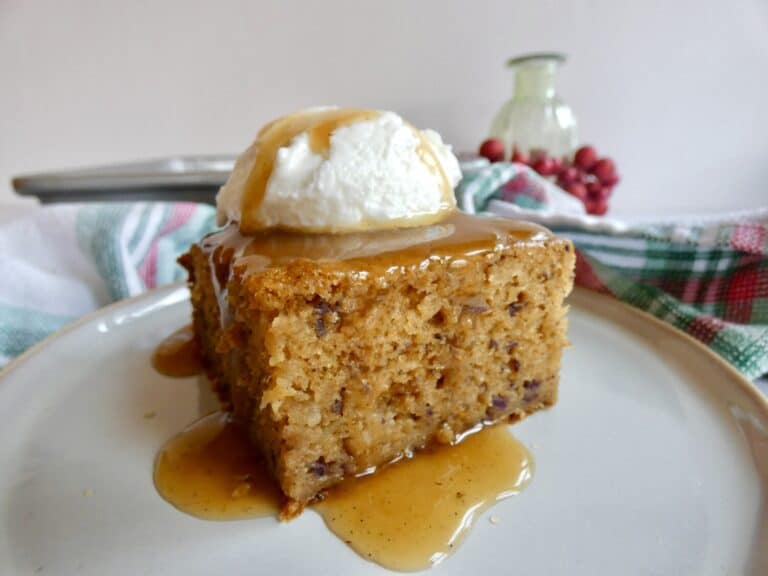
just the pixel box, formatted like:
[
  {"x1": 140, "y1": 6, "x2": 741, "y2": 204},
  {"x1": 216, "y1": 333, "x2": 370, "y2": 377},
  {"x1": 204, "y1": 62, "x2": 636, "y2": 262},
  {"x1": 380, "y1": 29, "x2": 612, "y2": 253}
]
[{"x1": 180, "y1": 212, "x2": 575, "y2": 510}]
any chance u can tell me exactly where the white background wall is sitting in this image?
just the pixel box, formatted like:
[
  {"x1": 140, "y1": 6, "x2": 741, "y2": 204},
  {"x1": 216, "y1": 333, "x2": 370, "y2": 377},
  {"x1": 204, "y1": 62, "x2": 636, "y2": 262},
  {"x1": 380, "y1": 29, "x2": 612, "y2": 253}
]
[{"x1": 1, "y1": 0, "x2": 766, "y2": 216}]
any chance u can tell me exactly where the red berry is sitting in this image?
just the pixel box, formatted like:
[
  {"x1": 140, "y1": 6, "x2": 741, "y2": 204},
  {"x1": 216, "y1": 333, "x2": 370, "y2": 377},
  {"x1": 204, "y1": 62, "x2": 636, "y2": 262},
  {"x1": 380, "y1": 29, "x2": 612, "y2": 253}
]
[
  {"x1": 565, "y1": 182, "x2": 588, "y2": 202},
  {"x1": 479, "y1": 139, "x2": 505, "y2": 163},
  {"x1": 601, "y1": 173, "x2": 620, "y2": 187},
  {"x1": 592, "y1": 158, "x2": 616, "y2": 183},
  {"x1": 587, "y1": 198, "x2": 609, "y2": 216},
  {"x1": 574, "y1": 146, "x2": 598, "y2": 170},
  {"x1": 510, "y1": 147, "x2": 529, "y2": 164},
  {"x1": 550, "y1": 157, "x2": 563, "y2": 174},
  {"x1": 529, "y1": 148, "x2": 548, "y2": 163},
  {"x1": 532, "y1": 157, "x2": 556, "y2": 176},
  {"x1": 586, "y1": 180, "x2": 610, "y2": 201},
  {"x1": 558, "y1": 166, "x2": 580, "y2": 185}
]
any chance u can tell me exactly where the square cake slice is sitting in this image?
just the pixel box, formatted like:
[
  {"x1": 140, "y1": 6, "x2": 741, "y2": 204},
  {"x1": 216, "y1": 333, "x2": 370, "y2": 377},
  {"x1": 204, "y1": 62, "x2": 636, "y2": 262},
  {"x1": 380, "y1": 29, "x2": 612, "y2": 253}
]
[{"x1": 181, "y1": 212, "x2": 574, "y2": 509}]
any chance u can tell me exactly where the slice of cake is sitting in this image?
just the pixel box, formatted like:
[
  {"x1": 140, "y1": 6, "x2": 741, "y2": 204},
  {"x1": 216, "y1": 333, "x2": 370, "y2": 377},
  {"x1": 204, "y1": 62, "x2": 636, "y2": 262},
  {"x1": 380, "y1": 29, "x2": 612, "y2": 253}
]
[{"x1": 180, "y1": 107, "x2": 575, "y2": 513}]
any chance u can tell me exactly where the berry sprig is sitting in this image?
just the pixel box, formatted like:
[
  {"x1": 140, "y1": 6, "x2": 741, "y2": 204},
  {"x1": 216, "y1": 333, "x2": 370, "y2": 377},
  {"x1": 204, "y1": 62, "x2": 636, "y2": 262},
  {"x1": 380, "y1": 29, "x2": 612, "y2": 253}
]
[{"x1": 478, "y1": 140, "x2": 620, "y2": 215}]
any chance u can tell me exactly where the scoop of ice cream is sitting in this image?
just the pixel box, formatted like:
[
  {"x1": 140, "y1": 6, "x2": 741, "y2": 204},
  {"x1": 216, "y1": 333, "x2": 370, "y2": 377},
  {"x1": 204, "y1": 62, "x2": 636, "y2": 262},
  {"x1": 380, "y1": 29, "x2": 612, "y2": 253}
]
[{"x1": 216, "y1": 108, "x2": 461, "y2": 234}]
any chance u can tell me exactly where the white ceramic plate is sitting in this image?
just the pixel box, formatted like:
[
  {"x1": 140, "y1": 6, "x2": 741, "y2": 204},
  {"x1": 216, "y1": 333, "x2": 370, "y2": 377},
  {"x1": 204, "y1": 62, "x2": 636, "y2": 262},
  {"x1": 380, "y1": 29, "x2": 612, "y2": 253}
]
[{"x1": 1, "y1": 285, "x2": 766, "y2": 575}]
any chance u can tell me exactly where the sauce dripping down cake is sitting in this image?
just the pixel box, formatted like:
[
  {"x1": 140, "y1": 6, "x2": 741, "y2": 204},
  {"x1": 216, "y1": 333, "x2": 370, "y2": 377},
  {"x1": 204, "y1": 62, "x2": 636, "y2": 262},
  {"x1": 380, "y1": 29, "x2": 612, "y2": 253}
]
[{"x1": 178, "y1": 107, "x2": 575, "y2": 516}]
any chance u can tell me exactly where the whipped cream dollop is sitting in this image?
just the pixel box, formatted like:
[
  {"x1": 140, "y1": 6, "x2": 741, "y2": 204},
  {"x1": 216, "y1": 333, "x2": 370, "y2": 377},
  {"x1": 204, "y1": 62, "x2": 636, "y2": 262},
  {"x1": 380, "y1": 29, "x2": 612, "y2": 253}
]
[{"x1": 216, "y1": 108, "x2": 461, "y2": 234}]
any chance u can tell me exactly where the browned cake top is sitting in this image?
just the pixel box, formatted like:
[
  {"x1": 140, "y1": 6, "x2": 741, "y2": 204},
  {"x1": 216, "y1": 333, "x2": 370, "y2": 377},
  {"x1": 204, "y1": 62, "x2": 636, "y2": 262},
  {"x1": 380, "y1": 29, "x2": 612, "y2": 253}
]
[{"x1": 200, "y1": 212, "x2": 552, "y2": 281}]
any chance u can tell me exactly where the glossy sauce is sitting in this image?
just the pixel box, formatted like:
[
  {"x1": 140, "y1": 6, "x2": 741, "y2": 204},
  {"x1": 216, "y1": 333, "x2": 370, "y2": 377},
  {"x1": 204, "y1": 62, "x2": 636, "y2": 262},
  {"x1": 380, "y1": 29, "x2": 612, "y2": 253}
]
[
  {"x1": 200, "y1": 213, "x2": 548, "y2": 330},
  {"x1": 154, "y1": 412, "x2": 280, "y2": 519},
  {"x1": 204, "y1": 212, "x2": 546, "y2": 271},
  {"x1": 317, "y1": 424, "x2": 532, "y2": 571},
  {"x1": 154, "y1": 411, "x2": 532, "y2": 570},
  {"x1": 151, "y1": 324, "x2": 203, "y2": 377}
]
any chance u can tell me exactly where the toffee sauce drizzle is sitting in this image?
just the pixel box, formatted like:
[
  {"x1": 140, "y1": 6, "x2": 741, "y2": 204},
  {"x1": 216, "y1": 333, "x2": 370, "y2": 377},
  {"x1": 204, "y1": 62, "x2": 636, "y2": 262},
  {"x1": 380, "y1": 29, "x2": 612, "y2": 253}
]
[{"x1": 154, "y1": 411, "x2": 532, "y2": 571}]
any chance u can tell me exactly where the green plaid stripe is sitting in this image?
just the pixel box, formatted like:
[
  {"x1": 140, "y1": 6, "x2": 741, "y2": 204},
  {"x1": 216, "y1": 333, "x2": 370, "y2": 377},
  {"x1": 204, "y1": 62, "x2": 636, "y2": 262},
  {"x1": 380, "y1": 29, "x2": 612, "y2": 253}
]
[{"x1": 0, "y1": 303, "x2": 75, "y2": 363}]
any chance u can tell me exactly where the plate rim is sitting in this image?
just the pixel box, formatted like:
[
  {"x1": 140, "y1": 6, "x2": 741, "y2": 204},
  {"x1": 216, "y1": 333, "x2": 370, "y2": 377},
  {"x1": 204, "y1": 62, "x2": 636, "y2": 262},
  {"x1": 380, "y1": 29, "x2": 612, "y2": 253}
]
[
  {"x1": 1, "y1": 282, "x2": 766, "y2": 420},
  {"x1": 569, "y1": 288, "x2": 768, "y2": 418}
]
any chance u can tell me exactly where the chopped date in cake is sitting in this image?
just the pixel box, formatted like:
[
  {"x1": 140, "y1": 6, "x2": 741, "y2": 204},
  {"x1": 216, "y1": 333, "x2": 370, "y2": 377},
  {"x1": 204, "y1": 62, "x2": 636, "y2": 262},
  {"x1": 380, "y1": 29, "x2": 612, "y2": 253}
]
[
  {"x1": 508, "y1": 302, "x2": 524, "y2": 317},
  {"x1": 523, "y1": 379, "x2": 541, "y2": 390},
  {"x1": 485, "y1": 395, "x2": 510, "y2": 419},
  {"x1": 508, "y1": 293, "x2": 527, "y2": 317},
  {"x1": 523, "y1": 391, "x2": 539, "y2": 403},
  {"x1": 311, "y1": 296, "x2": 340, "y2": 337},
  {"x1": 309, "y1": 458, "x2": 328, "y2": 477},
  {"x1": 492, "y1": 395, "x2": 508, "y2": 410},
  {"x1": 523, "y1": 380, "x2": 541, "y2": 403}
]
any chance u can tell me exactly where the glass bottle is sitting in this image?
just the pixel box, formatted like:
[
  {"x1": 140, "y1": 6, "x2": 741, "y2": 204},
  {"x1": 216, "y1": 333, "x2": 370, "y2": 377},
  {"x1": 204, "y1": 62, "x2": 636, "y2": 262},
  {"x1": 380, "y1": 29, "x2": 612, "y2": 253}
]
[{"x1": 489, "y1": 53, "x2": 578, "y2": 159}]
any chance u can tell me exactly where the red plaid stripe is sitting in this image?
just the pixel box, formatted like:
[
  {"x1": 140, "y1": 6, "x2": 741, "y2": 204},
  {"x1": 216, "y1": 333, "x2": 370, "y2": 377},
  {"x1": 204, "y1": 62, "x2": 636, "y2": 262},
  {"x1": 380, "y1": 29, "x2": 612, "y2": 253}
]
[
  {"x1": 138, "y1": 204, "x2": 198, "y2": 289},
  {"x1": 574, "y1": 252, "x2": 609, "y2": 294},
  {"x1": 686, "y1": 315, "x2": 726, "y2": 345},
  {"x1": 644, "y1": 277, "x2": 724, "y2": 305},
  {"x1": 725, "y1": 271, "x2": 756, "y2": 323}
]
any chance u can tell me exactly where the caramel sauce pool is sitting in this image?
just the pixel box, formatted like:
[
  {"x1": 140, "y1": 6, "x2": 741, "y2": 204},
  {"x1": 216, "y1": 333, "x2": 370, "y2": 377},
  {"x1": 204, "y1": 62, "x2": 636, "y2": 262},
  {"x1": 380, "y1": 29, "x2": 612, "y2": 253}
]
[
  {"x1": 154, "y1": 411, "x2": 533, "y2": 570},
  {"x1": 317, "y1": 425, "x2": 533, "y2": 571},
  {"x1": 154, "y1": 412, "x2": 280, "y2": 519},
  {"x1": 151, "y1": 324, "x2": 203, "y2": 377}
]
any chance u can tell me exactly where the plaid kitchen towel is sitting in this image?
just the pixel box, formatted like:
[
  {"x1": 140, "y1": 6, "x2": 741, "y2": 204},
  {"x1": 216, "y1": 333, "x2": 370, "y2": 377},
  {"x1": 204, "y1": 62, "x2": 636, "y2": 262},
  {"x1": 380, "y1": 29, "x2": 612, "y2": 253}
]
[
  {"x1": 458, "y1": 161, "x2": 768, "y2": 381},
  {"x1": 0, "y1": 202, "x2": 215, "y2": 365},
  {"x1": 1, "y1": 192, "x2": 766, "y2": 382}
]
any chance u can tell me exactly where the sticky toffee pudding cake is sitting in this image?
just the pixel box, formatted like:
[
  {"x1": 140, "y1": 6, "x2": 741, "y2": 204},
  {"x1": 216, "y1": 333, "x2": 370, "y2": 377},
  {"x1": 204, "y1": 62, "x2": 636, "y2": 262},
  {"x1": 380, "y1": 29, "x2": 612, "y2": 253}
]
[{"x1": 179, "y1": 107, "x2": 575, "y2": 515}]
